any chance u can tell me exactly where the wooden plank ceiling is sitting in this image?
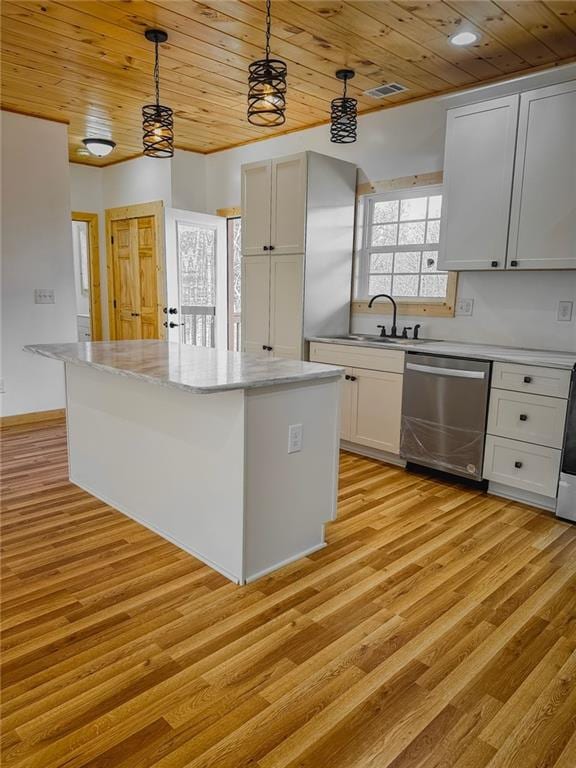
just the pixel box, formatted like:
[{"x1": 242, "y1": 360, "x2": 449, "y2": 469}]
[{"x1": 1, "y1": 0, "x2": 576, "y2": 166}]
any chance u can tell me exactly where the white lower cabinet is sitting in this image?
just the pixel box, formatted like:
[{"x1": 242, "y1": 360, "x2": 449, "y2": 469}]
[
  {"x1": 483, "y1": 435, "x2": 561, "y2": 498},
  {"x1": 484, "y1": 362, "x2": 569, "y2": 502},
  {"x1": 349, "y1": 369, "x2": 403, "y2": 453},
  {"x1": 309, "y1": 343, "x2": 404, "y2": 455}
]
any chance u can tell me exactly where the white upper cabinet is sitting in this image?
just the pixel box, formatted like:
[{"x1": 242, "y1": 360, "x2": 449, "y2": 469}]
[
  {"x1": 241, "y1": 154, "x2": 307, "y2": 256},
  {"x1": 270, "y1": 154, "x2": 307, "y2": 255},
  {"x1": 438, "y1": 95, "x2": 519, "y2": 272},
  {"x1": 507, "y1": 81, "x2": 576, "y2": 270},
  {"x1": 241, "y1": 161, "x2": 272, "y2": 256}
]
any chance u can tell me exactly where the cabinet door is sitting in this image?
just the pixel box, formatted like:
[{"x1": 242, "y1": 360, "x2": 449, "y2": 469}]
[
  {"x1": 241, "y1": 161, "x2": 271, "y2": 256},
  {"x1": 507, "y1": 81, "x2": 576, "y2": 270},
  {"x1": 438, "y1": 95, "x2": 519, "y2": 271},
  {"x1": 269, "y1": 253, "x2": 304, "y2": 359},
  {"x1": 350, "y1": 369, "x2": 403, "y2": 454},
  {"x1": 241, "y1": 255, "x2": 270, "y2": 354},
  {"x1": 340, "y1": 369, "x2": 354, "y2": 442},
  {"x1": 270, "y1": 154, "x2": 307, "y2": 255}
]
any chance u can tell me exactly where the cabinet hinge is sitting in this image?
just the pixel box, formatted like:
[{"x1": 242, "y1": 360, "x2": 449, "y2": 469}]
[{"x1": 111, "y1": 235, "x2": 115, "y2": 244}]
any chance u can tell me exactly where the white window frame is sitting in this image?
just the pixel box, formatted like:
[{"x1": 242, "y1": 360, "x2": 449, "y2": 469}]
[{"x1": 355, "y1": 184, "x2": 447, "y2": 304}]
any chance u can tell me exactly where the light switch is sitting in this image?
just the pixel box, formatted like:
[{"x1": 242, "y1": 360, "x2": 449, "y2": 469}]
[
  {"x1": 558, "y1": 301, "x2": 573, "y2": 322},
  {"x1": 288, "y1": 424, "x2": 303, "y2": 454},
  {"x1": 456, "y1": 298, "x2": 474, "y2": 316},
  {"x1": 34, "y1": 289, "x2": 55, "y2": 304}
]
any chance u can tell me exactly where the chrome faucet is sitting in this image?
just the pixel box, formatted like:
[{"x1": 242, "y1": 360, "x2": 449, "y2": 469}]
[{"x1": 368, "y1": 293, "x2": 398, "y2": 338}]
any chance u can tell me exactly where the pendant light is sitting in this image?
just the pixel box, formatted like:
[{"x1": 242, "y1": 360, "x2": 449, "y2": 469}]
[
  {"x1": 142, "y1": 29, "x2": 174, "y2": 158},
  {"x1": 331, "y1": 69, "x2": 357, "y2": 144},
  {"x1": 247, "y1": 0, "x2": 287, "y2": 127}
]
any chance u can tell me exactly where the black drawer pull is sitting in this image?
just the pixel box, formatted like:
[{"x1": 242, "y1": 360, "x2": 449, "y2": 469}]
[
  {"x1": 345, "y1": 374, "x2": 350, "y2": 380},
  {"x1": 510, "y1": 260, "x2": 518, "y2": 267},
  {"x1": 519, "y1": 414, "x2": 528, "y2": 421},
  {"x1": 491, "y1": 261, "x2": 498, "y2": 268},
  {"x1": 263, "y1": 245, "x2": 269, "y2": 251},
  {"x1": 514, "y1": 461, "x2": 523, "y2": 469},
  {"x1": 349, "y1": 375, "x2": 357, "y2": 381},
  {"x1": 523, "y1": 376, "x2": 532, "y2": 384}
]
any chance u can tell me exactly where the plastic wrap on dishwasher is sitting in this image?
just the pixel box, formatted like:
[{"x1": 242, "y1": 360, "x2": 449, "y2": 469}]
[{"x1": 400, "y1": 416, "x2": 485, "y2": 478}]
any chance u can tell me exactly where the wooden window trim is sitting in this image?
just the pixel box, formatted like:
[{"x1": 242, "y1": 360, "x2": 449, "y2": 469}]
[
  {"x1": 71, "y1": 211, "x2": 103, "y2": 340},
  {"x1": 354, "y1": 171, "x2": 456, "y2": 318},
  {"x1": 105, "y1": 201, "x2": 165, "y2": 340}
]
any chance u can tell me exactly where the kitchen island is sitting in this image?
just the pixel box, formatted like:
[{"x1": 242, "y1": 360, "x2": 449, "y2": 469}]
[{"x1": 26, "y1": 341, "x2": 343, "y2": 584}]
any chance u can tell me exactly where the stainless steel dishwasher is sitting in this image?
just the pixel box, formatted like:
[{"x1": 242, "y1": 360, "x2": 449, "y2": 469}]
[{"x1": 400, "y1": 353, "x2": 491, "y2": 481}]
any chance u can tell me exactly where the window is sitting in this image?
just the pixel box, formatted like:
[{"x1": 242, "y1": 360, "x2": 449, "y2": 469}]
[
  {"x1": 356, "y1": 186, "x2": 448, "y2": 301},
  {"x1": 176, "y1": 221, "x2": 216, "y2": 347},
  {"x1": 227, "y1": 217, "x2": 242, "y2": 351}
]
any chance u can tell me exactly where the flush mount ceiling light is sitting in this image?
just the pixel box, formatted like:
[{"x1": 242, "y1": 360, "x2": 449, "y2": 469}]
[
  {"x1": 82, "y1": 138, "x2": 116, "y2": 157},
  {"x1": 449, "y1": 30, "x2": 480, "y2": 46},
  {"x1": 330, "y1": 69, "x2": 358, "y2": 144},
  {"x1": 142, "y1": 29, "x2": 174, "y2": 158},
  {"x1": 247, "y1": 0, "x2": 287, "y2": 127}
]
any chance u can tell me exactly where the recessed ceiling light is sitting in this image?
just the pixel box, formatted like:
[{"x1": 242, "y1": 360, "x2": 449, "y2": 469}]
[
  {"x1": 82, "y1": 138, "x2": 116, "y2": 157},
  {"x1": 449, "y1": 31, "x2": 480, "y2": 46}
]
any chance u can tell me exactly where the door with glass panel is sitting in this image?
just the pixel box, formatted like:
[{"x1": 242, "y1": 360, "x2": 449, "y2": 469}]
[{"x1": 165, "y1": 210, "x2": 227, "y2": 348}]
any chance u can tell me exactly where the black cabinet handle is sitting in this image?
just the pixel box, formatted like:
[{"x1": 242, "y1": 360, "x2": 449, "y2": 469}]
[
  {"x1": 269, "y1": 245, "x2": 275, "y2": 250},
  {"x1": 262, "y1": 345, "x2": 273, "y2": 351},
  {"x1": 524, "y1": 376, "x2": 532, "y2": 384},
  {"x1": 263, "y1": 245, "x2": 269, "y2": 251},
  {"x1": 514, "y1": 461, "x2": 523, "y2": 469},
  {"x1": 345, "y1": 374, "x2": 350, "y2": 380},
  {"x1": 349, "y1": 375, "x2": 357, "y2": 381},
  {"x1": 519, "y1": 414, "x2": 528, "y2": 421},
  {"x1": 510, "y1": 260, "x2": 518, "y2": 267},
  {"x1": 491, "y1": 261, "x2": 499, "y2": 268}
]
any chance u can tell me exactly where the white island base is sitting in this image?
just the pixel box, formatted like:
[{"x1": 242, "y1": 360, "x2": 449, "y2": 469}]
[{"x1": 64, "y1": 363, "x2": 340, "y2": 584}]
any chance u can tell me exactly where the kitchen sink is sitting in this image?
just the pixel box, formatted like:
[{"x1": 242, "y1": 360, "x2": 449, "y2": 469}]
[{"x1": 326, "y1": 334, "x2": 428, "y2": 345}]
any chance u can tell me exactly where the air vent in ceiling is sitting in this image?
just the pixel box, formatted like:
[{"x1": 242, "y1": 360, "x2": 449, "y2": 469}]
[{"x1": 364, "y1": 83, "x2": 408, "y2": 99}]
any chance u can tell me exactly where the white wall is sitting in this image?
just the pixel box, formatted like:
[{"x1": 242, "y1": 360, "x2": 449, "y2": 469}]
[
  {"x1": 204, "y1": 99, "x2": 446, "y2": 213},
  {"x1": 1, "y1": 113, "x2": 77, "y2": 416},
  {"x1": 204, "y1": 86, "x2": 576, "y2": 353},
  {"x1": 171, "y1": 149, "x2": 207, "y2": 212},
  {"x1": 103, "y1": 155, "x2": 172, "y2": 209}
]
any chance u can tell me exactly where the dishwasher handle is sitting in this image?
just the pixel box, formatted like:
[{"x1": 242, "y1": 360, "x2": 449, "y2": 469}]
[{"x1": 406, "y1": 362, "x2": 486, "y2": 380}]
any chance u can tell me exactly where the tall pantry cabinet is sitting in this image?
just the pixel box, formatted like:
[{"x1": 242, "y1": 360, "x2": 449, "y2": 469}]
[{"x1": 241, "y1": 152, "x2": 357, "y2": 359}]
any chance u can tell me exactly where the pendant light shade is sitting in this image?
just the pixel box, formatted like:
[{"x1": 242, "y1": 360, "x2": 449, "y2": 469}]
[
  {"x1": 142, "y1": 29, "x2": 174, "y2": 158},
  {"x1": 331, "y1": 69, "x2": 357, "y2": 144},
  {"x1": 247, "y1": 0, "x2": 287, "y2": 127}
]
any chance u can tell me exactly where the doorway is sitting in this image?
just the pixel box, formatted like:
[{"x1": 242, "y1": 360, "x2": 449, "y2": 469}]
[
  {"x1": 165, "y1": 209, "x2": 227, "y2": 349},
  {"x1": 71, "y1": 212, "x2": 102, "y2": 341},
  {"x1": 105, "y1": 201, "x2": 165, "y2": 341}
]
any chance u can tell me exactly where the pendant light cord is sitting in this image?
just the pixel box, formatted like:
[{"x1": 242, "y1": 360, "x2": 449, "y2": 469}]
[
  {"x1": 154, "y1": 39, "x2": 160, "y2": 107},
  {"x1": 342, "y1": 75, "x2": 348, "y2": 99},
  {"x1": 265, "y1": 0, "x2": 272, "y2": 61}
]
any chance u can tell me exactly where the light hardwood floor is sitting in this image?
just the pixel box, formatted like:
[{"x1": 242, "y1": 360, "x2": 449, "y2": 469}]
[{"x1": 2, "y1": 418, "x2": 576, "y2": 768}]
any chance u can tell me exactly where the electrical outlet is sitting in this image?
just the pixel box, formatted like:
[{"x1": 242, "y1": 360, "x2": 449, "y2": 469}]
[
  {"x1": 288, "y1": 424, "x2": 303, "y2": 454},
  {"x1": 558, "y1": 301, "x2": 573, "y2": 322},
  {"x1": 34, "y1": 288, "x2": 55, "y2": 304},
  {"x1": 456, "y1": 298, "x2": 474, "y2": 317}
]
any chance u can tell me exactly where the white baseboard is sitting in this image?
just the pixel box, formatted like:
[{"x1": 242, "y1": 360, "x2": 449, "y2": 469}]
[
  {"x1": 245, "y1": 542, "x2": 326, "y2": 584},
  {"x1": 488, "y1": 481, "x2": 556, "y2": 512},
  {"x1": 340, "y1": 441, "x2": 406, "y2": 468}
]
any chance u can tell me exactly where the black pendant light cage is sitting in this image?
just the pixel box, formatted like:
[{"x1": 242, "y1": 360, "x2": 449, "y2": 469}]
[
  {"x1": 142, "y1": 29, "x2": 174, "y2": 158},
  {"x1": 331, "y1": 69, "x2": 357, "y2": 144},
  {"x1": 247, "y1": 0, "x2": 287, "y2": 127}
]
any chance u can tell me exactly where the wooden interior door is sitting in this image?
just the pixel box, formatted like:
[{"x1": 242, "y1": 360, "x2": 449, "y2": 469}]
[{"x1": 111, "y1": 215, "x2": 160, "y2": 340}]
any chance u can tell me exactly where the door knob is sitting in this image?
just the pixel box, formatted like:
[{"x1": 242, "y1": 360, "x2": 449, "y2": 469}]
[
  {"x1": 131, "y1": 312, "x2": 140, "y2": 317},
  {"x1": 169, "y1": 321, "x2": 180, "y2": 328}
]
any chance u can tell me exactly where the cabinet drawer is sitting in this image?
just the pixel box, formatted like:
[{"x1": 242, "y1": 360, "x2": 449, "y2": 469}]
[
  {"x1": 483, "y1": 435, "x2": 561, "y2": 498},
  {"x1": 487, "y1": 389, "x2": 567, "y2": 449},
  {"x1": 309, "y1": 342, "x2": 404, "y2": 374},
  {"x1": 492, "y1": 362, "x2": 570, "y2": 398}
]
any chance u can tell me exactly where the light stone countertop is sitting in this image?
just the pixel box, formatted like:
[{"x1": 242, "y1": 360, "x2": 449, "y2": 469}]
[
  {"x1": 307, "y1": 336, "x2": 576, "y2": 370},
  {"x1": 26, "y1": 341, "x2": 344, "y2": 394}
]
